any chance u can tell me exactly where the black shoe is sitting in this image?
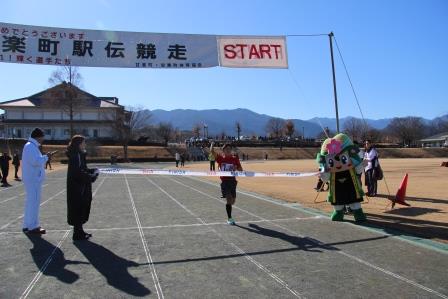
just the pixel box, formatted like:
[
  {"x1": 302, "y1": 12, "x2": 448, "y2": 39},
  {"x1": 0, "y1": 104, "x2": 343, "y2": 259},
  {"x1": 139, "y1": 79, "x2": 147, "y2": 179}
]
[{"x1": 27, "y1": 227, "x2": 46, "y2": 235}]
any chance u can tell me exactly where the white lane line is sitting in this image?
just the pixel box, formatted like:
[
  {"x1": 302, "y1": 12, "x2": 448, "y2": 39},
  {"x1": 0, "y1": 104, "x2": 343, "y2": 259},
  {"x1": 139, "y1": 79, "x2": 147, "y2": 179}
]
[
  {"x1": 0, "y1": 217, "x2": 318, "y2": 236},
  {"x1": 92, "y1": 177, "x2": 106, "y2": 197},
  {"x1": 125, "y1": 174, "x2": 164, "y2": 299},
  {"x1": 0, "y1": 196, "x2": 17, "y2": 204},
  {"x1": 148, "y1": 177, "x2": 304, "y2": 298},
  {"x1": 0, "y1": 184, "x2": 47, "y2": 204},
  {"x1": 0, "y1": 178, "x2": 104, "y2": 231},
  {"x1": 0, "y1": 189, "x2": 66, "y2": 230},
  {"x1": 19, "y1": 177, "x2": 107, "y2": 298},
  {"x1": 20, "y1": 230, "x2": 71, "y2": 299},
  {"x1": 0, "y1": 182, "x2": 23, "y2": 192},
  {"x1": 174, "y1": 177, "x2": 448, "y2": 299}
]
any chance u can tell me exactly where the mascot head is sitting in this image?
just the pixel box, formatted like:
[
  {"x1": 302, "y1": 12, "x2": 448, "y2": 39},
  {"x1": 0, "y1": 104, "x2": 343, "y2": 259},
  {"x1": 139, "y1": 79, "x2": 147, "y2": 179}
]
[{"x1": 317, "y1": 133, "x2": 361, "y2": 173}]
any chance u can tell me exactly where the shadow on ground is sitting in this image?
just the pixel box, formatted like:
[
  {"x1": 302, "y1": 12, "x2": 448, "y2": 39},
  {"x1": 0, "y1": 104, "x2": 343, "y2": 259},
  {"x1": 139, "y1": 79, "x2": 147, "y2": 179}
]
[
  {"x1": 152, "y1": 224, "x2": 388, "y2": 266},
  {"x1": 26, "y1": 234, "x2": 87, "y2": 284},
  {"x1": 376, "y1": 193, "x2": 448, "y2": 206},
  {"x1": 359, "y1": 214, "x2": 448, "y2": 243},
  {"x1": 74, "y1": 240, "x2": 151, "y2": 297}
]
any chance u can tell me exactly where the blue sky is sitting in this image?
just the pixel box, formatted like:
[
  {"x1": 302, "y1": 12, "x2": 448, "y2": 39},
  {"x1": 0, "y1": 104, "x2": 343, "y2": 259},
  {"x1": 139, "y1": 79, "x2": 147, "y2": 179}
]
[{"x1": 0, "y1": 0, "x2": 447, "y2": 120}]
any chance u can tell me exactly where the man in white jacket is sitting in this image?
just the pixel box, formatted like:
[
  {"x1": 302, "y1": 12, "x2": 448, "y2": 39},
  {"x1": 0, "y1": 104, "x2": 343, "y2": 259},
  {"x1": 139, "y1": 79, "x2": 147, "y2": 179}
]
[{"x1": 22, "y1": 128, "x2": 51, "y2": 234}]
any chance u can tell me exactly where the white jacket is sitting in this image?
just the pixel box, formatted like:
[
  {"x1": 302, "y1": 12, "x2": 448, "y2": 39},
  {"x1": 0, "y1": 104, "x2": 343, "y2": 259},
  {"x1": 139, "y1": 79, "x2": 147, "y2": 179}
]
[
  {"x1": 364, "y1": 148, "x2": 378, "y2": 171},
  {"x1": 21, "y1": 138, "x2": 48, "y2": 184}
]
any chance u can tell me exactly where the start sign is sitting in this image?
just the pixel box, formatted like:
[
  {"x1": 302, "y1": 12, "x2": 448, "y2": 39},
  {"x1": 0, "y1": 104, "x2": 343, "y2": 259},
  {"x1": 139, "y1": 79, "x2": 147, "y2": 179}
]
[{"x1": 218, "y1": 36, "x2": 288, "y2": 68}]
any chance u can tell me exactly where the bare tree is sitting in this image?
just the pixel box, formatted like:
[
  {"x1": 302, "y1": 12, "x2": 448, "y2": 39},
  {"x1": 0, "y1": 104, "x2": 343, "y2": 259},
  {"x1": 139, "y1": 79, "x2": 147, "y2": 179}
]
[
  {"x1": 192, "y1": 123, "x2": 202, "y2": 138},
  {"x1": 316, "y1": 127, "x2": 335, "y2": 141},
  {"x1": 284, "y1": 120, "x2": 295, "y2": 138},
  {"x1": 236, "y1": 122, "x2": 242, "y2": 140},
  {"x1": 386, "y1": 117, "x2": 426, "y2": 147},
  {"x1": 265, "y1": 117, "x2": 286, "y2": 139},
  {"x1": 113, "y1": 107, "x2": 151, "y2": 161},
  {"x1": 49, "y1": 66, "x2": 83, "y2": 88},
  {"x1": 364, "y1": 127, "x2": 382, "y2": 144},
  {"x1": 428, "y1": 116, "x2": 448, "y2": 135},
  {"x1": 44, "y1": 66, "x2": 87, "y2": 137},
  {"x1": 220, "y1": 130, "x2": 227, "y2": 140},
  {"x1": 343, "y1": 117, "x2": 372, "y2": 142},
  {"x1": 157, "y1": 122, "x2": 174, "y2": 146}
]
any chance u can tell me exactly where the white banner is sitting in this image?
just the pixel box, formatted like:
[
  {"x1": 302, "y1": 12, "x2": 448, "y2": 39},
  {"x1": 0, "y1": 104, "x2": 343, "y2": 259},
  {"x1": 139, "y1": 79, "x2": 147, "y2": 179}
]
[
  {"x1": 217, "y1": 36, "x2": 288, "y2": 68},
  {"x1": 0, "y1": 22, "x2": 289, "y2": 69},
  {"x1": 99, "y1": 168, "x2": 317, "y2": 178},
  {"x1": 0, "y1": 22, "x2": 218, "y2": 69}
]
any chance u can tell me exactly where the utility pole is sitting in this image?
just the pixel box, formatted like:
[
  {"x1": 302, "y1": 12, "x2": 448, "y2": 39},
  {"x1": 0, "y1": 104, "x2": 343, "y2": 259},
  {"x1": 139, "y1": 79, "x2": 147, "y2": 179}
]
[{"x1": 328, "y1": 32, "x2": 340, "y2": 133}]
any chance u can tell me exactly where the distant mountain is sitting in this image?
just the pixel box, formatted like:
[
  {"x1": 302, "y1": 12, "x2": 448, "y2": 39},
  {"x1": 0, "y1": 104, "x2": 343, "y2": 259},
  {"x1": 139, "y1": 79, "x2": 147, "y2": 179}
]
[
  {"x1": 307, "y1": 116, "x2": 436, "y2": 132},
  {"x1": 143, "y1": 108, "x2": 322, "y2": 137},
  {"x1": 307, "y1": 117, "x2": 393, "y2": 131},
  {"x1": 139, "y1": 109, "x2": 446, "y2": 137}
]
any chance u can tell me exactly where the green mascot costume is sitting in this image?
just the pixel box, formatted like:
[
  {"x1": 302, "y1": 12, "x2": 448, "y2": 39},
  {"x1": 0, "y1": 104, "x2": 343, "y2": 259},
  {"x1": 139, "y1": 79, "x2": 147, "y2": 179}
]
[{"x1": 316, "y1": 133, "x2": 367, "y2": 222}]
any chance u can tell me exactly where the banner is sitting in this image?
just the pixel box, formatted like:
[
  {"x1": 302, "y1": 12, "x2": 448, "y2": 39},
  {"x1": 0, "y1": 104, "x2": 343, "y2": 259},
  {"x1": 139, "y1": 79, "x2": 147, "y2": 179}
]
[
  {"x1": 217, "y1": 36, "x2": 288, "y2": 68},
  {"x1": 0, "y1": 22, "x2": 218, "y2": 68},
  {"x1": 99, "y1": 168, "x2": 318, "y2": 178},
  {"x1": 0, "y1": 22, "x2": 288, "y2": 69}
]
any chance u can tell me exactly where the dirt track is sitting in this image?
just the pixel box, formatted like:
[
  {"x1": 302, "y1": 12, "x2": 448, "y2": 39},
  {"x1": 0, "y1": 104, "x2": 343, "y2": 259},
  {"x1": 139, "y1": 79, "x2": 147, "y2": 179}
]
[{"x1": 179, "y1": 158, "x2": 448, "y2": 243}]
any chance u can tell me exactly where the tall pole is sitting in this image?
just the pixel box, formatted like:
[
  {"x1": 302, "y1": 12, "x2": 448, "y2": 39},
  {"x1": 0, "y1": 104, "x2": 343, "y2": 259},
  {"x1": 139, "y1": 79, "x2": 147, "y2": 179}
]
[{"x1": 328, "y1": 32, "x2": 340, "y2": 133}]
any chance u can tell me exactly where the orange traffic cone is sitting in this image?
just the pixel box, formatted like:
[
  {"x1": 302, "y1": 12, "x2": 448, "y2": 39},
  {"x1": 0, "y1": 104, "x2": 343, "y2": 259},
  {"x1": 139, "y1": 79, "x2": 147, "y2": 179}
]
[{"x1": 392, "y1": 173, "x2": 410, "y2": 208}]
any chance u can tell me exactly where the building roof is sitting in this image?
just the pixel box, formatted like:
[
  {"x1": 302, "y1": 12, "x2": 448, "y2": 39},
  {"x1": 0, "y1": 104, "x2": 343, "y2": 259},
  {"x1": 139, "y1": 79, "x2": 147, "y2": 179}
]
[
  {"x1": 420, "y1": 132, "x2": 448, "y2": 142},
  {"x1": 0, "y1": 82, "x2": 123, "y2": 109}
]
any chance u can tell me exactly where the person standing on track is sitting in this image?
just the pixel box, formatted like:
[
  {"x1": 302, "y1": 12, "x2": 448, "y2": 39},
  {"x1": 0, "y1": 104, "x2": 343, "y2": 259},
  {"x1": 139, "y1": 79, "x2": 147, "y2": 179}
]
[
  {"x1": 210, "y1": 142, "x2": 243, "y2": 225},
  {"x1": 22, "y1": 128, "x2": 53, "y2": 234},
  {"x1": 66, "y1": 135, "x2": 99, "y2": 241}
]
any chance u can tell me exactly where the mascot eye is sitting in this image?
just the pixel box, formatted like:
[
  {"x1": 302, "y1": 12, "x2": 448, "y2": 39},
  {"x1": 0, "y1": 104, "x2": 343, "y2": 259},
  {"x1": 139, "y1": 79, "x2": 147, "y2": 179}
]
[
  {"x1": 328, "y1": 158, "x2": 334, "y2": 168},
  {"x1": 341, "y1": 155, "x2": 348, "y2": 164}
]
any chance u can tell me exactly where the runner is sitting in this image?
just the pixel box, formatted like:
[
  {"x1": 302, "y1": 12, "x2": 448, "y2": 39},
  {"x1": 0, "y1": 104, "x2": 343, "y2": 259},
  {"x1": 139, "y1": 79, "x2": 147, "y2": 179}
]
[{"x1": 210, "y1": 142, "x2": 242, "y2": 225}]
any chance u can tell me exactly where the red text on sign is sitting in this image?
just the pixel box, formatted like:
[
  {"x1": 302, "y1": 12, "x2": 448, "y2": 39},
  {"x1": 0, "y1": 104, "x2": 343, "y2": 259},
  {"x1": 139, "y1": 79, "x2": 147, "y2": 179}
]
[{"x1": 223, "y1": 44, "x2": 282, "y2": 60}]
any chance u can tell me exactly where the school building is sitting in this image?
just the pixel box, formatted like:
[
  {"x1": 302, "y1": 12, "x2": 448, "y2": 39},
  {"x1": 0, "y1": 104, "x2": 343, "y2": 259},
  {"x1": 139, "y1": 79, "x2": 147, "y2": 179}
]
[
  {"x1": 0, "y1": 82, "x2": 125, "y2": 140},
  {"x1": 420, "y1": 132, "x2": 448, "y2": 148}
]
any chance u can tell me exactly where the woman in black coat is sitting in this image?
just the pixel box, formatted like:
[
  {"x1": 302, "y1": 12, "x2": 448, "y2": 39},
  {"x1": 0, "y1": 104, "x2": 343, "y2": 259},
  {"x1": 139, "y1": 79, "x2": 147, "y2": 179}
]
[{"x1": 66, "y1": 135, "x2": 98, "y2": 241}]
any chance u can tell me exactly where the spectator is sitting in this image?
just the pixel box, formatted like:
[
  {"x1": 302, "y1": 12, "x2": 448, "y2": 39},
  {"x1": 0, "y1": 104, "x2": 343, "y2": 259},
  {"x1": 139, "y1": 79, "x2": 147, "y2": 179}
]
[
  {"x1": 209, "y1": 150, "x2": 216, "y2": 171},
  {"x1": 175, "y1": 152, "x2": 180, "y2": 167},
  {"x1": 0, "y1": 152, "x2": 12, "y2": 187},
  {"x1": 180, "y1": 153, "x2": 186, "y2": 167},
  {"x1": 364, "y1": 140, "x2": 378, "y2": 197},
  {"x1": 12, "y1": 150, "x2": 21, "y2": 181}
]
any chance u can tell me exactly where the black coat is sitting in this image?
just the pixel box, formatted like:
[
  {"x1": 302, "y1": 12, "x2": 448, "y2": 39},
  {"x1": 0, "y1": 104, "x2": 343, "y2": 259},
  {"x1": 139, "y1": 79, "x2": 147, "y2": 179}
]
[{"x1": 66, "y1": 151, "x2": 96, "y2": 226}]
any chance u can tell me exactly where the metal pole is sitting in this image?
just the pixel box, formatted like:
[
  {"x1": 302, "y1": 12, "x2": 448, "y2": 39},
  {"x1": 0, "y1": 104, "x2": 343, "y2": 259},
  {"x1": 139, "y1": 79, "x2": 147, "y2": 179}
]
[{"x1": 329, "y1": 32, "x2": 340, "y2": 133}]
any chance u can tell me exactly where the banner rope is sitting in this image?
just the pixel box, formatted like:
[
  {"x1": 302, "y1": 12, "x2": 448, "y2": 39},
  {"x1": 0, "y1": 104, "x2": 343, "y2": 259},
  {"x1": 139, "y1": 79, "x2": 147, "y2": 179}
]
[{"x1": 99, "y1": 168, "x2": 319, "y2": 178}]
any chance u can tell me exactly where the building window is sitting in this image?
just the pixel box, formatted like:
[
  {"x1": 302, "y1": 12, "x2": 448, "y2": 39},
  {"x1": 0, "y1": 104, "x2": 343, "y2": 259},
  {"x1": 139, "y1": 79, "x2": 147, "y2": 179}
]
[
  {"x1": 82, "y1": 129, "x2": 89, "y2": 136},
  {"x1": 93, "y1": 129, "x2": 98, "y2": 138},
  {"x1": 64, "y1": 129, "x2": 70, "y2": 135},
  {"x1": 44, "y1": 129, "x2": 52, "y2": 136}
]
